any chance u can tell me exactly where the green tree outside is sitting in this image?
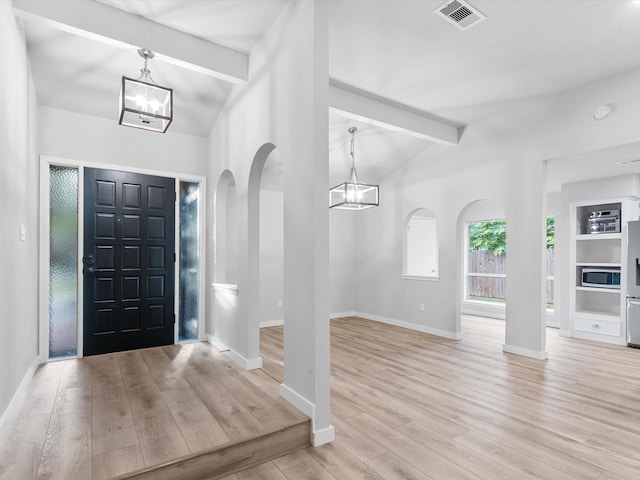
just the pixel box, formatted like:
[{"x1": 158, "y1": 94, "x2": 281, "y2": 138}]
[{"x1": 468, "y1": 217, "x2": 555, "y2": 254}]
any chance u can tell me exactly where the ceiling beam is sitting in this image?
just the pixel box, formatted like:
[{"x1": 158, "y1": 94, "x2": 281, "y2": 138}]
[
  {"x1": 329, "y1": 80, "x2": 461, "y2": 145},
  {"x1": 13, "y1": 0, "x2": 248, "y2": 84}
]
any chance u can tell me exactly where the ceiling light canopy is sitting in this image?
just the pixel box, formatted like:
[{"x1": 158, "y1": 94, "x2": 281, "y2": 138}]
[
  {"x1": 119, "y1": 49, "x2": 173, "y2": 133},
  {"x1": 329, "y1": 126, "x2": 379, "y2": 210}
]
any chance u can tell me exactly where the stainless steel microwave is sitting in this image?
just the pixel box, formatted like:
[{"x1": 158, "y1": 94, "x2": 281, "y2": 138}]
[{"x1": 581, "y1": 268, "x2": 621, "y2": 289}]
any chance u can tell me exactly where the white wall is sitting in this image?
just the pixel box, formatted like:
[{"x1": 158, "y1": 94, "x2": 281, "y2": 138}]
[
  {"x1": 206, "y1": 0, "x2": 333, "y2": 442},
  {"x1": 38, "y1": 107, "x2": 209, "y2": 177},
  {"x1": 352, "y1": 65, "x2": 640, "y2": 358},
  {"x1": 0, "y1": 1, "x2": 40, "y2": 420},
  {"x1": 259, "y1": 189, "x2": 284, "y2": 325},
  {"x1": 330, "y1": 209, "x2": 357, "y2": 315},
  {"x1": 254, "y1": 189, "x2": 356, "y2": 325}
]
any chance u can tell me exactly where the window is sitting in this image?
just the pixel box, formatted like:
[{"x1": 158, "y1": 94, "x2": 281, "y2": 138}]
[
  {"x1": 466, "y1": 219, "x2": 506, "y2": 303},
  {"x1": 404, "y1": 209, "x2": 438, "y2": 279},
  {"x1": 49, "y1": 165, "x2": 78, "y2": 358},
  {"x1": 546, "y1": 215, "x2": 555, "y2": 309},
  {"x1": 179, "y1": 181, "x2": 200, "y2": 341}
]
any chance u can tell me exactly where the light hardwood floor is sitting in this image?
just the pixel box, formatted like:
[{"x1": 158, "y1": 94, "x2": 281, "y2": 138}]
[
  {"x1": 0, "y1": 341, "x2": 306, "y2": 480},
  {"x1": 223, "y1": 315, "x2": 640, "y2": 480}
]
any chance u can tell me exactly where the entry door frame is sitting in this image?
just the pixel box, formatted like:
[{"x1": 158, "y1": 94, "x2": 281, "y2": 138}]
[{"x1": 39, "y1": 155, "x2": 207, "y2": 360}]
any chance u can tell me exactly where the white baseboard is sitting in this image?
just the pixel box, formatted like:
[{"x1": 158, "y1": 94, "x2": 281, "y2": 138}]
[
  {"x1": 313, "y1": 424, "x2": 336, "y2": 446},
  {"x1": 280, "y1": 383, "x2": 314, "y2": 418},
  {"x1": 205, "y1": 335, "x2": 262, "y2": 370},
  {"x1": 280, "y1": 383, "x2": 334, "y2": 446},
  {"x1": 259, "y1": 312, "x2": 358, "y2": 327},
  {"x1": 462, "y1": 301, "x2": 506, "y2": 320},
  {"x1": 206, "y1": 334, "x2": 229, "y2": 352},
  {"x1": 226, "y1": 349, "x2": 262, "y2": 370},
  {"x1": 260, "y1": 319, "x2": 283, "y2": 328},
  {"x1": 503, "y1": 343, "x2": 548, "y2": 360},
  {"x1": 330, "y1": 311, "x2": 357, "y2": 319},
  {"x1": 0, "y1": 355, "x2": 42, "y2": 431},
  {"x1": 354, "y1": 311, "x2": 462, "y2": 340}
]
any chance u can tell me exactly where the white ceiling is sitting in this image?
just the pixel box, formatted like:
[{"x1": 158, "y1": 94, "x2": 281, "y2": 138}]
[{"x1": 16, "y1": 0, "x2": 640, "y2": 189}]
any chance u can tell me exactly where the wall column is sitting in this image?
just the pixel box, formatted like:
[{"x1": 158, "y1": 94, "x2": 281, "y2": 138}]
[
  {"x1": 504, "y1": 156, "x2": 548, "y2": 359},
  {"x1": 280, "y1": 0, "x2": 334, "y2": 446}
]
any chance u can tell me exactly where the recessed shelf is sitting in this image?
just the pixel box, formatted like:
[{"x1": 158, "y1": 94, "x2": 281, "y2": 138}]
[
  {"x1": 570, "y1": 199, "x2": 634, "y2": 344},
  {"x1": 575, "y1": 238, "x2": 621, "y2": 264},
  {"x1": 575, "y1": 262, "x2": 621, "y2": 268},
  {"x1": 575, "y1": 286, "x2": 621, "y2": 293},
  {"x1": 574, "y1": 310, "x2": 621, "y2": 321},
  {"x1": 576, "y1": 233, "x2": 621, "y2": 241}
]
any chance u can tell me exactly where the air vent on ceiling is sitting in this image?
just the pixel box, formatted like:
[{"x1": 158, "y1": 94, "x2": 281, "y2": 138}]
[{"x1": 435, "y1": 0, "x2": 486, "y2": 30}]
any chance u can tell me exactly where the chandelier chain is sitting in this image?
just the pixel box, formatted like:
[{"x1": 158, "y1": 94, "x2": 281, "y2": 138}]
[
  {"x1": 350, "y1": 130, "x2": 356, "y2": 168},
  {"x1": 137, "y1": 50, "x2": 156, "y2": 84}
]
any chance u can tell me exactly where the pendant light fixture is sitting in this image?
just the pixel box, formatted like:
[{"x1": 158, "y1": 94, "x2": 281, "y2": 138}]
[
  {"x1": 119, "y1": 49, "x2": 173, "y2": 133},
  {"x1": 329, "y1": 126, "x2": 379, "y2": 210}
]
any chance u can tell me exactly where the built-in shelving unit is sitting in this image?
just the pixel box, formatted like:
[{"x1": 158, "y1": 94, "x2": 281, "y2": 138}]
[{"x1": 570, "y1": 199, "x2": 634, "y2": 345}]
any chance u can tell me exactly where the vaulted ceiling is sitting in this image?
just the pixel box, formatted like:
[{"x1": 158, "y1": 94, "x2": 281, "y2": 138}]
[{"x1": 14, "y1": 0, "x2": 640, "y2": 189}]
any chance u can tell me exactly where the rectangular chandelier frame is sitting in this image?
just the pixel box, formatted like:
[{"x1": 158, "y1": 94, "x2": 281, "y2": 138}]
[
  {"x1": 119, "y1": 76, "x2": 173, "y2": 133},
  {"x1": 329, "y1": 181, "x2": 379, "y2": 210}
]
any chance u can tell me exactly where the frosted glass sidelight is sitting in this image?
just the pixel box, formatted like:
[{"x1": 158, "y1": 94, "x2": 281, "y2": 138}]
[
  {"x1": 179, "y1": 181, "x2": 199, "y2": 341},
  {"x1": 49, "y1": 166, "x2": 78, "y2": 357}
]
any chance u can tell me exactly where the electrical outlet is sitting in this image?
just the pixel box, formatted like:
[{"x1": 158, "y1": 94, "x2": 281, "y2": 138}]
[
  {"x1": 277, "y1": 299, "x2": 283, "y2": 307},
  {"x1": 419, "y1": 303, "x2": 425, "y2": 311}
]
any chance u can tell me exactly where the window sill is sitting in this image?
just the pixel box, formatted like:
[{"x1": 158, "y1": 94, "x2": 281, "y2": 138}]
[
  {"x1": 465, "y1": 299, "x2": 505, "y2": 306},
  {"x1": 401, "y1": 274, "x2": 440, "y2": 282}
]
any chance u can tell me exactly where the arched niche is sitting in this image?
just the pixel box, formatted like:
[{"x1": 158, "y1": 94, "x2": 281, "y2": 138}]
[
  {"x1": 214, "y1": 169, "x2": 238, "y2": 285},
  {"x1": 403, "y1": 208, "x2": 438, "y2": 278}
]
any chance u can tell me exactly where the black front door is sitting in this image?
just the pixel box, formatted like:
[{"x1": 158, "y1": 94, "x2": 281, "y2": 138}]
[{"x1": 83, "y1": 168, "x2": 175, "y2": 356}]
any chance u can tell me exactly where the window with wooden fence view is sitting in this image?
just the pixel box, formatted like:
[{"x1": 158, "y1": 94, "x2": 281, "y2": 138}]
[{"x1": 466, "y1": 217, "x2": 554, "y2": 306}]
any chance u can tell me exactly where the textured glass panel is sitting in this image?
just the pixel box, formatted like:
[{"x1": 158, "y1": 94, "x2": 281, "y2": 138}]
[
  {"x1": 179, "y1": 182, "x2": 199, "y2": 341},
  {"x1": 49, "y1": 166, "x2": 78, "y2": 357}
]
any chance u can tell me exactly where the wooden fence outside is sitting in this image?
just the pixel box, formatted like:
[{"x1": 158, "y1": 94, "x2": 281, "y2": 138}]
[{"x1": 468, "y1": 249, "x2": 554, "y2": 303}]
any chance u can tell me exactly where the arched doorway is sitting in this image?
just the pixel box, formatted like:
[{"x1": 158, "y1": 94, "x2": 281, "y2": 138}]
[
  {"x1": 247, "y1": 144, "x2": 284, "y2": 365},
  {"x1": 457, "y1": 199, "x2": 507, "y2": 344}
]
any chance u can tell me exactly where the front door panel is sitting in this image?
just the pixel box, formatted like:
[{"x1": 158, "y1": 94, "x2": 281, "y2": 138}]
[{"x1": 84, "y1": 168, "x2": 175, "y2": 356}]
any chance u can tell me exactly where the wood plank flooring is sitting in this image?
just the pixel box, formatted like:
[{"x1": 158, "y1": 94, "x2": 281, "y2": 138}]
[
  {"x1": 0, "y1": 342, "x2": 307, "y2": 480},
  {"x1": 222, "y1": 315, "x2": 640, "y2": 480}
]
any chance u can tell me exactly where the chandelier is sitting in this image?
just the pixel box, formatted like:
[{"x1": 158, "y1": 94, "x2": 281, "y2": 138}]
[
  {"x1": 329, "y1": 126, "x2": 379, "y2": 210},
  {"x1": 119, "y1": 49, "x2": 173, "y2": 133}
]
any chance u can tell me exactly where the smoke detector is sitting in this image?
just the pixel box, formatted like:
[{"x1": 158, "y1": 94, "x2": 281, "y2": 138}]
[
  {"x1": 593, "y1": 104, "x2": 612, "y2": 121},
  {"x1": 435, "y1": 0, "x2": 486, "y2": 30}
]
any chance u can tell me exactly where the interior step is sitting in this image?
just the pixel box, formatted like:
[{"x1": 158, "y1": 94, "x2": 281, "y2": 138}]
[{"x1": 112, "y1": 418, "x2": 311, "y2": 480}]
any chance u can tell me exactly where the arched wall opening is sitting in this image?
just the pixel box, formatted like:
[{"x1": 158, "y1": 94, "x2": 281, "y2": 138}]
[
  {"x1": 456, "y1": 199, "x2": 507, "y2": 341},
  {"x1": 210, "y1": 170, "x2": 240, "y2": 348},
  {"x1": 247, "y1": 143, "x2": 284, "y2": 364}
]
